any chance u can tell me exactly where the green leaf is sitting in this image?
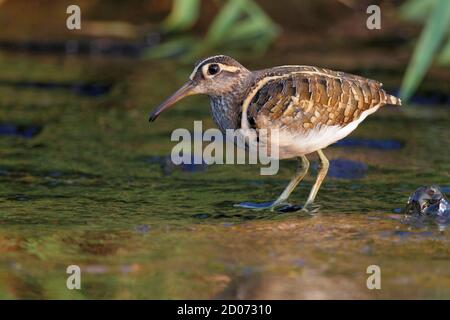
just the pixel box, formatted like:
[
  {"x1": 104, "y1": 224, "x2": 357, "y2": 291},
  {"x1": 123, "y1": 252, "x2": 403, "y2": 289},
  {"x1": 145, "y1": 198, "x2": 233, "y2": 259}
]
[
  {"x1": 149, "y1": 0, "x2": 278, "y2": 59},
  {"x1": 203, "y1": 0, "x2": 278, "y2": 49},
  {"x1": 163, "y1": 0, "x2": 201, "y2": 32},
  {"x1": 437, "y1": 37, "x2": 450, "y2": 65},
  {"x1": 205, "y1": 0, "x2": 247, "y2": 46},
  {"x1": 399, "y1": 0, "x2": 436, "y2": 22},
  {"x1": 400, "y1": 0, "x2": 450, "y2": 102},
  {"x1": 143, "y1": 36, "x2": 194, "y2": 59}
]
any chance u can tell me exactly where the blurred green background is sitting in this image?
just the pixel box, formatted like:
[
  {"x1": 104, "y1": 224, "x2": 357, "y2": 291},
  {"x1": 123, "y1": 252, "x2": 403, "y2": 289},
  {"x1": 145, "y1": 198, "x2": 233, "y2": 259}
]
[{"x1": 0, "y1": 0, "x2": 449, "y2": 100}]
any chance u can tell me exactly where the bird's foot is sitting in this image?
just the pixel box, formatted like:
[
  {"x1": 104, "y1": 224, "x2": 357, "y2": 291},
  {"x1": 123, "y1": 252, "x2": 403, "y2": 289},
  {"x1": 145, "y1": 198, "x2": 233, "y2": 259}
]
[
  {"x1": 234, "y1": 200, "x2": 320, "y2": 213},
  {"x1": 301, "y1": 202, "x2": 320, "y2": 214},
  {"x1": 234, "y1": 201, "x2": 296, "y2": 212}
]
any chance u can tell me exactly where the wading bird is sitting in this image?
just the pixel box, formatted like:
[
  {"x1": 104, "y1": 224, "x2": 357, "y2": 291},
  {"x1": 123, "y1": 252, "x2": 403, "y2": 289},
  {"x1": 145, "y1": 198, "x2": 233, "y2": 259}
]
[{"x1": 149, "y1": 55, "x2": 401, "y2": 211}]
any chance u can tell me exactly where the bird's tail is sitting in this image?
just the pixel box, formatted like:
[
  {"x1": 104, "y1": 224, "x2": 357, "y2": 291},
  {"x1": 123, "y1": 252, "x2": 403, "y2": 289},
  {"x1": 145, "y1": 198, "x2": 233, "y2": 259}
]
[{"x1": 385, "y1": 93, "x2": 402, "y2": 106}]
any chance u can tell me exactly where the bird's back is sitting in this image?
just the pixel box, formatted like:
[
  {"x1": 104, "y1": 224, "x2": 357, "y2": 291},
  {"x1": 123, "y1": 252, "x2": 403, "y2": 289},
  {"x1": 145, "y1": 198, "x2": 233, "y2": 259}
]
[
  {"x1": 239, "y1": 65, "x2": 401, "y2": 158},
  {"x1": 244, "y1": 65, "x2": 401, "y2": 132}
]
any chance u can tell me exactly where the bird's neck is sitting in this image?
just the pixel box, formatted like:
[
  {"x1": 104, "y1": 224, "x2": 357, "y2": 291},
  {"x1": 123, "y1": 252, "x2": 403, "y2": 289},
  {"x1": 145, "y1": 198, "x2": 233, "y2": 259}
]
[
  {"x1": 209, "y1": 79, "x2": 251, "y2": 132},
  {"x1": 209, "y1": 95, "x2": 240, "y2": 132}
]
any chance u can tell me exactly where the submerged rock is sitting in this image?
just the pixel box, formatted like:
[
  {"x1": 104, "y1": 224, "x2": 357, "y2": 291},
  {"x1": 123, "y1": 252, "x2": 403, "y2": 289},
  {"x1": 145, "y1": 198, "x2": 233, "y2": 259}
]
[
  {"x1": 0, "y1": 123, "x2": 42, "y2": 138},
  {"x1": 327, "y1": 159, "x2": 367, "y2": 179},
  {"x1": 312, "y1": 158, "x2": 367, "y2": 179},
  {"x1": 404, "y1": 185, "x2": 450, "y2": 227},
  {"x1": 334, "y1": 138, "x2": 403, "y2": 150},
  {"x1": 145, "y1": 154, "x2": 207, "y2": 175},
  {"x1": 0, "y1": 80, "x2": 112, "y2": 97}
]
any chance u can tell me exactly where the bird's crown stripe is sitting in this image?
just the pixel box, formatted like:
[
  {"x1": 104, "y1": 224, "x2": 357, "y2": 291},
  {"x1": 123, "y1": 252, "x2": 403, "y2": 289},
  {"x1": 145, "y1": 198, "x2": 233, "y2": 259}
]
[{"x1": 190, "y1": 55, "x2": 229, "y2": 79}]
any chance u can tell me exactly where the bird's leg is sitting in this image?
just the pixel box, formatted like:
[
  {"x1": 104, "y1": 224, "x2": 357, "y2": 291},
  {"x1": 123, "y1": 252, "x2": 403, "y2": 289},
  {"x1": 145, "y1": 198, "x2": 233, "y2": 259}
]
[
  {"x1": 303, "y1": 149, "x2": 329, "y2": 210},
  {"x1": 272, "y1": 155, "x2": 310, "y2": 207},
  {"x1": 234, "y1": 156, "x2": 310, "y2": 211}
]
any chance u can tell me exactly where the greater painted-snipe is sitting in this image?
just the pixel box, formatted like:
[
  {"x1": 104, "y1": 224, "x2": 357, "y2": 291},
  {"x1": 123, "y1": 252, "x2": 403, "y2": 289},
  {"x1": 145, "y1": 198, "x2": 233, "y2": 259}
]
[{"x1": 149, "y1": 55, "x2": 401, "y2": 211}]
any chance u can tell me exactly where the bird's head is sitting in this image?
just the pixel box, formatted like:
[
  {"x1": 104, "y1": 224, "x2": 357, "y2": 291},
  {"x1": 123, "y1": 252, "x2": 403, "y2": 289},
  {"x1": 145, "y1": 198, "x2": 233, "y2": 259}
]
[{"x1": 149, "y1": 55, "x2": 250, "y2": 122}]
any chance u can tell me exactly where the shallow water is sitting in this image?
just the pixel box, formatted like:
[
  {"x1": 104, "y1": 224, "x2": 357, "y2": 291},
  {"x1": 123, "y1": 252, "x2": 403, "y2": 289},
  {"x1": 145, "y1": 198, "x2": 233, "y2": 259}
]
[{"x1": 0, "y1": 53, "x2": 449, "y2": 299}]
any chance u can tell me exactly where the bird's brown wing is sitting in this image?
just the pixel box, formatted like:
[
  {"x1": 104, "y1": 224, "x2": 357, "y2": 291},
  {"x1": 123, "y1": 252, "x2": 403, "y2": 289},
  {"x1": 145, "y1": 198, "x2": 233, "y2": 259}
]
[{"x1": 246, "y1": 67, "x2": 398, "y2": 131}]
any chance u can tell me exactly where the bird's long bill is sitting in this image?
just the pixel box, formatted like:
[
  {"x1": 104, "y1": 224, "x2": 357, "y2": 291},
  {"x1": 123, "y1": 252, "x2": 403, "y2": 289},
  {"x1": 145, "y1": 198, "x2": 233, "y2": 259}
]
[{"x1": 148, "y1": 81, "x2": 195, "y2": 122}]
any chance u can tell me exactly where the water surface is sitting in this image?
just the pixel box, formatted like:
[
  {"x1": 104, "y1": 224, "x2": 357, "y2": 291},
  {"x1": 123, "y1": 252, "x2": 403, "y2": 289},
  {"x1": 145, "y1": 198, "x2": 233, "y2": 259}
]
[{"x1": 0, "y1": 54, "x2": 449, "y2": 299}]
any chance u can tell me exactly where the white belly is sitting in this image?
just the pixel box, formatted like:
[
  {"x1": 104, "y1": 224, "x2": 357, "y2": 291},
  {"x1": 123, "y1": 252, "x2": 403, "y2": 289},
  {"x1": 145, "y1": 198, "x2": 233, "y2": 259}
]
[{"x1": 244, "y1": 106, "x2": 381, "y2": 160}]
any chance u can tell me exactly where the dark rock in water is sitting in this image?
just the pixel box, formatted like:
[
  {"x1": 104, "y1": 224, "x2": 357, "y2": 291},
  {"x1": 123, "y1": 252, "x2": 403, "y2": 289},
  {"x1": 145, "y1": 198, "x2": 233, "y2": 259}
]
[
  {"x1": 48, "y1": 171, "x2": 63, "y2": 178},
  {"x1": 192, "y1": 213, "x2": 211, "y2": 219},
  {"x1": 404, "y1": 185, "x2": 450, "y2": 227},
  {"x1": 409, "y1": 91, "x2": 450, "y2": 105},
  {"x1": 145, "y1": 155, "x2": 174, "y2": 175},
  {"x1": 0, "y1": 80, "x2": 112, "y2": 97},
  {"x1": 334, "y1": 138, "x2": 403, "y2": 150},
  {"x1": 145, "y1": 154, "x2": 207, "y2": 175},
  {"x1": 71, "y1": 83, "x2": 113, "y2": 97},
  {"x1": 0, "y1": 34, "x2": 161, "y2": 57},
  {"x1": 0, "y1": 123, "x2": 42, "y2": 138},
  {"x1": 180, "y1": 155, "x2": 207, "y2": 173},
  {"x1": 313, "y1": 159, "x2": 367, "y2": 179},
  {"x1": 7, "y1": 194, "x2": 31, "y2": 201}
]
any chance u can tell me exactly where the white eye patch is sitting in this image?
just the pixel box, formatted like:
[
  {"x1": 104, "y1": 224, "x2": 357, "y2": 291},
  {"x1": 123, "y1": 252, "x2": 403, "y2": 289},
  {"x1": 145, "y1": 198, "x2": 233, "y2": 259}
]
[{"x1": 189, "y1": 63, "x2": 241, "y2": 80}]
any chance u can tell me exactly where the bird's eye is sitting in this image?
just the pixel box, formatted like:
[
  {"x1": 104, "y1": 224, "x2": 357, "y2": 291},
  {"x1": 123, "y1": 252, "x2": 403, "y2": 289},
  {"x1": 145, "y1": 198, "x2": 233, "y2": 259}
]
[{"x1": 207, "y1": 64, "x2": 220, "y2": 76}]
